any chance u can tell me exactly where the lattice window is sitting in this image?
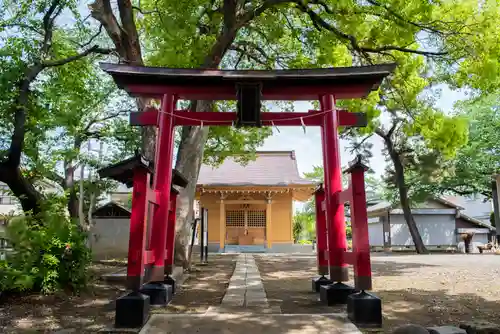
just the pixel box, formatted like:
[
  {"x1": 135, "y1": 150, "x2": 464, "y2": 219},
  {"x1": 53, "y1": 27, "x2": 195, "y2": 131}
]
[
  {"x1": 247, "y1": 210, "x2": 266, "y2": 228},
  {"x1": 226, "y1": 210, "x2": 245, "y2": 227}
]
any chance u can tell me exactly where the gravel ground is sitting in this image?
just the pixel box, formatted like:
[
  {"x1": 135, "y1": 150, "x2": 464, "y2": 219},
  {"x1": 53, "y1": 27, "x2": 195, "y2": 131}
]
[
  {"x1": 255, "y1": 253, "x2": 500, "y2": 333},
  {"x1": 0, "y1": 260, "x2": 128, "y2": 333},
  {"x1": 162, "y1": 254, "x2": 237, "y2": 314},
  {"x1": 0, "y1": 255, "x2": 237, "y2": 333}
]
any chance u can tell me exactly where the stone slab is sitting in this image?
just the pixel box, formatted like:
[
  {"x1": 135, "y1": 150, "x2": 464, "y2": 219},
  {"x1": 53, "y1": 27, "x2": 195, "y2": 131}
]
[
  {"x1": 101, "y1": 266, "x2": 187, "y2": 288},
  {"x1": 428, "y1": 326, "x2": 466, "y2": 334},
  {"x1": 140, "y1": 313, "x2": 362, "y2": 334}
]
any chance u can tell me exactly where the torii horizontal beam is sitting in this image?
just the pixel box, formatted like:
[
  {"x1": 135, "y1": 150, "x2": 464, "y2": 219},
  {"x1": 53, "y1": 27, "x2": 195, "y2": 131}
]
[
  {"x1": 130, "y1": 108, "x2": 367, "y2": 128},
  {"x1": 100, "y1": 62, "x2": 396, "y2": 101}
]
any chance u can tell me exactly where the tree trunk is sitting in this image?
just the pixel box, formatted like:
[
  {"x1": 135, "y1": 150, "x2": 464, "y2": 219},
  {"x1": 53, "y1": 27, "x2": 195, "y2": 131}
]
[
  {"x1": 171, "y1": 27, "x2": 237, "y2": 268},
  {"x1": 0, "y1": 164, "x2": 43, "y2": 215},
  {"x1": 0, "y1": 65, "x2": 44, "y2": 215},
  {"x1": 174, "y1": 110, "x2": 211, "y2": 268},
  {"x1": 384, "y1": 136, "x2": 428, "y2": 254}
]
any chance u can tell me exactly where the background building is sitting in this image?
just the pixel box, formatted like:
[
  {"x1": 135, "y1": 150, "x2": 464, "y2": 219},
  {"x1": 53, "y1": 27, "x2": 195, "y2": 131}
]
[{"x1": 196, "y1": 151, "x2": 315, "y2": 253}]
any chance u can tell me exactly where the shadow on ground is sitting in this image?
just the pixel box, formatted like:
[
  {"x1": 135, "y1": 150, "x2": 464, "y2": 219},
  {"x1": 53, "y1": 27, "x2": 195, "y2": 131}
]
[
  {"x1": 254, "y1": 254, "x2": 500, "y2": 333},
  {"x1": 0, "y1": 254, "x2": 236, "y2": 333},
  {"x1": 144, "y1": 313, "x2": 359, "y2": 334},
  {"x1": 376, "y1": 288, "x2": 500, "y2": 333},
  {"x1": 162, "y1": 254, "x2": 236, "y2": 314}
]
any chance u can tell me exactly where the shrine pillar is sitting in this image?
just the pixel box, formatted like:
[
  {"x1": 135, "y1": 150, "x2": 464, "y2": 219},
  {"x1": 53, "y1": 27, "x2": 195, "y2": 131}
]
[
  {"x1": 219, "y1": 193, "x2": 226, "y2": 251},
  {"x1": 346, "y1": 157, "x2": 382, "y2": 328},
  {"x1": 126, "y1": 169, "x2": 150, "y2": 291},
  {"x1": 164, "y1": 189, "x2": 178, "y2": 293},
  {"x1": 319, "y1": 94, "x2": 355, "y2": 306},
  {"x1": 311, "y1": 184, "x2": 332, "y2": 292},
  {"x1": 266, "y1": 195, "x2": 272, "y2": 249},
  {"x1": 140, "y1": 93, "x2": 176, "y2": 306}
]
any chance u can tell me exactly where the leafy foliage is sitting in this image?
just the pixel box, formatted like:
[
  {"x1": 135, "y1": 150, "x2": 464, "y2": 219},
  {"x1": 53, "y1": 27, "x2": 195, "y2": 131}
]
[
  {"x1": 293, "y1": 211, "x2": 315, "y2": 242},
  {"x1": 433, "y1": 94, "x2": 500, "y2": 198},
  {"x1": 0, "y1": 197, "x2": 91, "y2": 294}
]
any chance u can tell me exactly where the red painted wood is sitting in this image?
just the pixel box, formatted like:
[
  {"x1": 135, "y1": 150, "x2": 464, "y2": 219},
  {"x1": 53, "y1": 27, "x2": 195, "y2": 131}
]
[
  {"x1": 322, "y1": 95, "x2": 348, "y2": 282},
  {"x1": 143, "y1": 250, "x2": 155, "y2": 265},
  {"x1": 149, "y1": 94, "x2": 176, "y2": 281},
  {"x1": 164, "y1": 190, "x2": 177, "y2": 275},
  {"x1": 349, "y1": 167, "x2": 372, "y2": 286},
  {"x1": 338, "y1": 188, "x2": 352, "y2": 204},
  {"x1": 125, "y1": 84, "x2": 374, "y2": 101},
  {"x1": 126, "y1": 168, "x2": 149, "y2": 288},
  {"x1": 314, "y1": 186, "x2": 329, "y2": 275},
  {"x1": 343, "y1": 251, "x2": 354, "y2": 265},
  {"x1": 319, "y1": 122, "x2": 331, "y2": 273},
  {"x1": 130, "y1": 109, "x2": 364, "y2": 127},
  {"x1": 146, "y1": 187, "x2": 158, "y2": 205}
]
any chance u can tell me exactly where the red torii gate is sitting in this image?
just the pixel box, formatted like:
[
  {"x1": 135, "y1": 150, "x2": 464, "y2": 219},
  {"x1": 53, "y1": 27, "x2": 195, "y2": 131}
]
[{"x1": 99, "y1": 62, "x2": 395, "y2": 329}]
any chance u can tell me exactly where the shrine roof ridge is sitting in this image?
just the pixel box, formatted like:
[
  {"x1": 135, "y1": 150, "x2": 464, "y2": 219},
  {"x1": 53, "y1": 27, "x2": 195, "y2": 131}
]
[
  {"x1": 197, "y1": 150, "x2": 315, "y2": 187},
  {"x1": 100, "y1": 62, "x2": 396, "y2": 79},
  {"x1": 99, "y1": 62, "x2": 396, "y2": 100}
]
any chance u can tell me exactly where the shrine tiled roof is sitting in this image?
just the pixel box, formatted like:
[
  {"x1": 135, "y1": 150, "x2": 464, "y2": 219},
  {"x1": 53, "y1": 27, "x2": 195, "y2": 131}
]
[{"x1": 197, "y1": 151, "x2": 315, "y2": 187}]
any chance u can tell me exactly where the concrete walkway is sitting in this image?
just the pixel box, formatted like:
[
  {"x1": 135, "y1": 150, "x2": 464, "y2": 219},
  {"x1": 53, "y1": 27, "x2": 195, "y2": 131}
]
[
  {"x1": 140, "y1": 254, "x2": 361, "y2": 334},
  {"x1": 220, "y1": 254, "x2": 270, "y2": 308}
]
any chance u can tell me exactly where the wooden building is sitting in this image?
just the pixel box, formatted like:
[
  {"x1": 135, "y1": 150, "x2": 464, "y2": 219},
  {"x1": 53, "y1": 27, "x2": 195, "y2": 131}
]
[{"x1": 196, "y1": 151, "x2": 316, "y2": 252}]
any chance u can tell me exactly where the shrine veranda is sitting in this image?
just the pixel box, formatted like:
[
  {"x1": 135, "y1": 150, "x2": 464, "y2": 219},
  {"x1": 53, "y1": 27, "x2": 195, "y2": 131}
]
[{"x1": 97, "y1": 62, "x2": 396, "y2": 329}]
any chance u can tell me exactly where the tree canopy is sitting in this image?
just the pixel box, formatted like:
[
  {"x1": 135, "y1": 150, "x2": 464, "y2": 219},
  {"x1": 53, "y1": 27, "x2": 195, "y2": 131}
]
[
  {"x1": 426, "y1": 93, "x2": 500, "y2": 199},
  {"x1": 1, "y1": 0, "x2": 500, "y2": 259}
]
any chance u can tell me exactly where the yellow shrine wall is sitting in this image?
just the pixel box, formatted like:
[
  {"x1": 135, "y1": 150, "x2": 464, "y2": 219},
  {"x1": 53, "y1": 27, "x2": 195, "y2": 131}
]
[{"x1": 197, "y1": 189, "x2": 294, "y2": 247}]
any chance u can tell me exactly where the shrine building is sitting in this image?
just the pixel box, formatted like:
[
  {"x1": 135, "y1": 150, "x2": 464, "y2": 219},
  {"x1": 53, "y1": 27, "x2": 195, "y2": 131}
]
[{"x1": 196, "y1": 151, "x2": 316, "y2": 253}]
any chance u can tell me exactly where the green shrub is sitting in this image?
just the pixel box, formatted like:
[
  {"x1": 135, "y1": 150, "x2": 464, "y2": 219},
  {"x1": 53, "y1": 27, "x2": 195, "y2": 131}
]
[
  {"x1": 0, "y1": 198, "x2": 91, "y2": 294},
  {"x1": 298, "y1": 239, "x2": 313, "y2": 245}
]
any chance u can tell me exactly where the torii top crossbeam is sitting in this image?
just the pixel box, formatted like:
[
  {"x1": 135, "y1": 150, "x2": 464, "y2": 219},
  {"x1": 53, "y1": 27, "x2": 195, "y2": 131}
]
[{"x1": 100, "y1": 63, "x2": 396, "y2": 101}]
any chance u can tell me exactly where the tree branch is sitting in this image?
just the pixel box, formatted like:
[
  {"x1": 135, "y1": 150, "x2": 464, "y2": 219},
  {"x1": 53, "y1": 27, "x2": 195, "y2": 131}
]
[
  {"x1": 132, "y1": 5, "x2": 157, "y2": 15},
  {"x1": 229, "y1": 45, "x2": 270, "y2": 68},
  {"x1": 348, "y1": 134, "x2": 373, "y2": 155},
  {"x1": 0, "y1": 23, "x2": 43, "y2": 35},
  {"x1": 41, "y1": 45, "x2": 114, "y2": 67},
  {"x1": 89, "y1": 0, "x2": 128, "y2": 61},
  {"x1": 294, "y1": 0, "x2": 448, "y2": 57},
  {"x1": 41, "y1": 0, "x2": 63, "y2": 56},
  {"x1": 364, "y1": 0, "x2": 444, "y2": 35},
  {"x1": 84, "y1": 109, "x2": 129, "y2": 132},
  {"x1": 375, "y1": 127, "x2": 389, "y2": 141},
  {"x1": 117, "y1": 0, "x2": 143, "y2": 65},
  {"x1": 223, "y1": 0, "x2": 237, "y2": 29},
  {"x1": 387, "y1": 120, "x2": 398, "y2": 138},
  {"x1": 80, "y1": 24, "x2": 104, "y2": 49},
  {"x1": 237, "y1": 0, "x2": 294, "y2": 29}
]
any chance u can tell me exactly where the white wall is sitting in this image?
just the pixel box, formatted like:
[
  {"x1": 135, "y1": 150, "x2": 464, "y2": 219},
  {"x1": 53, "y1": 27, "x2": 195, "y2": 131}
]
[
  {"x1": 368, "y1": 222, "x2": 384, "y2": 246},
  {"x1": 472, "y1": 233, "x2": 489, "y2": 244},
  {"x1": 390, "y1": 214, "x2": 456, "y2": 246},
  {"x1": 90, "y1": 218, "x2": 130, "y2": 260}
]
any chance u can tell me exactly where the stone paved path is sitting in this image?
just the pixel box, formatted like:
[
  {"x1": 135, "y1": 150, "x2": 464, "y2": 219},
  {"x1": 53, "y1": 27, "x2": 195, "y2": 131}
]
[
  {"x1": 140, "y1": 254, "x2": 361, "y2": 334},
  {"x1": 220, "y1": 254, "x2": 270, "y2": 309}
]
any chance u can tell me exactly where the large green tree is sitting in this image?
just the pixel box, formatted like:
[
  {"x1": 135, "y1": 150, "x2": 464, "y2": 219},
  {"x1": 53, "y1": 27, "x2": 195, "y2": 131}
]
[
  {"x1": 36, "y1": 62, "x2": 141, "y2": 220},
  {"x1": 88, "y1": 0, "x2": 500, "y2": 260},
  {"x1": 421, "y1": 93, "x2": 500, "y2": 199},
  {"x1": 0, "y1": 0, "x2": 113, "y2": 214},
  {"x1": 347, "y1": 55, "x2": 469, "y2": 253}
]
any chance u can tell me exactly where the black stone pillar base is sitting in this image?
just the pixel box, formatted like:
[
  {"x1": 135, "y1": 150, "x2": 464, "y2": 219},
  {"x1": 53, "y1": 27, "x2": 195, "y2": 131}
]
[
  {"x1": 115, "y1": 291, "x2": 150, "y2": 328},
  {"x1": 312, "y1": 276, "x2": 333, "y2": 293},
  {"x1": 319, "y1": 282, "x2": 356, "y2": 305},
  {"x1": 139, "y1": 282, "x2": 173, "y2": 306},
  {"x1": 347, "y1": 291, "x2": 382, "y2": 328},
  {"x1": 164, "y1": 275, "x2": 176, "y2": 295}
]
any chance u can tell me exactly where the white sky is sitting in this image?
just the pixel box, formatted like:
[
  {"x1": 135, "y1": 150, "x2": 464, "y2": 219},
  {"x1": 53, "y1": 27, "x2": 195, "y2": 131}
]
[{"x1": 261, "y1": 85, "x2": 466, "y2": 179}]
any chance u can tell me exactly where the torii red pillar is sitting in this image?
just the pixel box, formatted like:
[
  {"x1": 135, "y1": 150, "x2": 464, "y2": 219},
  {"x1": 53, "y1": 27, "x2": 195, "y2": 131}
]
[
  {"x1": 318, "y1": 94, "x2": 355, "y2": 307},
  {"x1": 311, "y1": 184, "x2": 333, "y2": 292},
  {"x1": 322, "y1": 95, "x2": 349, "y2": 281},
  {"x1": 150, "y1": 94, "x2": 176, "y2": 282}
]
